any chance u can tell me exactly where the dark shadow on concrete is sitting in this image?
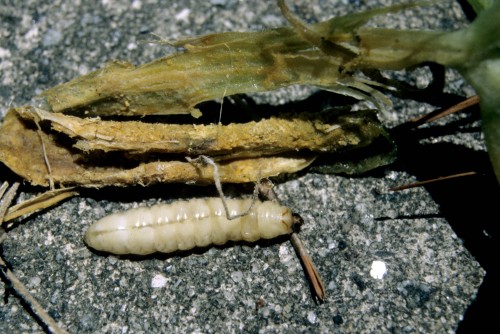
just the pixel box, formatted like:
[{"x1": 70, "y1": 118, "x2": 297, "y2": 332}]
[{"x1": 390, "y1": 120, "x2": 500, "y2": 334}]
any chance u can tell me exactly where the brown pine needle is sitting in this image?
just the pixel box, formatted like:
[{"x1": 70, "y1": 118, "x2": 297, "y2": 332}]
[
  {"x1": 257, "y1": 179, "x2": 325, "y2": 302},
  {"x1": 389, "y1": 171, "x2": 477, "y2": 191},
  {"x1": 290, "y1": 233, "x2": 326, "y2": 303},
  {"x1": 409, "y1": 95, "x2": 480, "y2": 127},
  {"x1": 0, "y1": 257, "x2": 69, "y2": 334}
]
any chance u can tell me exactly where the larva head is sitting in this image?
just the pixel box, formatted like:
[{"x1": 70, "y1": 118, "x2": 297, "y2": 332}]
[
  {"x1": 257, "y1": 201, "x2": 294, "y2": 239},
  {"x1": 291, "y1": 213, "x2": 303, "y2": 232}
]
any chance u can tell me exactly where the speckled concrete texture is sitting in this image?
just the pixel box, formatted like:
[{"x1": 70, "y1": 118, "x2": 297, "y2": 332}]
[{"x1": 1, "y1": 1, "x2": 496, "y2": 333}]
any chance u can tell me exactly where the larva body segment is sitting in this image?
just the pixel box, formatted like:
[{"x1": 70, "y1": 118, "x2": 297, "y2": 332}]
[{"x1": 84, "y1": 198, "x2": 293, "y2": 255}]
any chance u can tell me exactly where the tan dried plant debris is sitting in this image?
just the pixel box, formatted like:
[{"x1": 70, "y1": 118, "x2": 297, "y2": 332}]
[
  {"x1": 30, "y1": 2, "x2": 429, "y2": 118},
  {"x1": 0, "y1": 1, "x2": 409, "y2": 189},
  {"x1": 0, "y1": 109, "x2": 315, "y2": 187},
  {"x1": 17, "y1": 106, "x2": 385, "y2": 158},
  {"x1": 3, "y1": 187, "x2": 78, "y2": 224}
]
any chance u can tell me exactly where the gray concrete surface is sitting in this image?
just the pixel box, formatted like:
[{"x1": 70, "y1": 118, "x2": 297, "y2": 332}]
[{"x1": 0, "y1": 0, "x2": 493, "y2": 333}]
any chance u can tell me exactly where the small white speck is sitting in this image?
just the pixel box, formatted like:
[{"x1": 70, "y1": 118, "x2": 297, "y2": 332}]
[
  {"x1": 44, "y1": 231, "x2": 55, "y2": 246},
  {"x1": 424, "y1": 275, "x2": 435, "y2": 283},
  {"x1": 370, "y1": 260, "x2": 387, "y2": 279},
  {"x1": 386, "y1": 171, "x2": 399, "y2": 181},
  {"x1": 63, "y1": 243, "x2": 74, "y2": 255},
  {"x1": 151, "y1": 274, "x2": 168, "y2": 288},
  {"x1": 278, "y1": 244, "x2": 291, "y2": 259},
  {"x1": 25, "y1": 25, "x2": 39, "y2": 40},
  {"x1": 175, "y1": 8, "x2": 191, "y2": 23},
  {"x1": 131, "y1": 0, "x2": 142, "y2": 10},
  {"x1": 29, "y1": 276, "x2": 41, "y2": 288},
  {"x1": 325, "y1": 124, "x2": 341, "y2": 132},
  {"x1": 0, "y1": 47, "x2": 11, "y2": 58},
  {"x1": 307, "y1": 311, "x2": 317, "y2": 324}
]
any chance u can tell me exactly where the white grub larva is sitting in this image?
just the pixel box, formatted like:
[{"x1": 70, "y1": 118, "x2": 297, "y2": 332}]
[{"x1": 84, "y1": 198, "x2": 297, "y2": 255}]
